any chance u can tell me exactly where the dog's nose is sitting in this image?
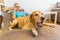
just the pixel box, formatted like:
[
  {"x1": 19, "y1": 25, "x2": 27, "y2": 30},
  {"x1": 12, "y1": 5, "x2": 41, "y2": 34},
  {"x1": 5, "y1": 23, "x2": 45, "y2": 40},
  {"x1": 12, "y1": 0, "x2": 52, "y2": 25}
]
[
  {"x1": 40, "y1": 17, "x2": 45, "y2": 23},
  {"x1": 41, "y1": 17, "x2": 45, "y2": 20}
]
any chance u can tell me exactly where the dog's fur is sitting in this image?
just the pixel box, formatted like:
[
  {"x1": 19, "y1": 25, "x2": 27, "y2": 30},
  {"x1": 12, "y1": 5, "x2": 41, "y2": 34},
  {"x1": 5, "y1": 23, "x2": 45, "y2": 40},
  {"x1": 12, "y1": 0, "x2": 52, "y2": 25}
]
[{"x1": 9, "y1": 10, "x2": 54, "y2": 36}]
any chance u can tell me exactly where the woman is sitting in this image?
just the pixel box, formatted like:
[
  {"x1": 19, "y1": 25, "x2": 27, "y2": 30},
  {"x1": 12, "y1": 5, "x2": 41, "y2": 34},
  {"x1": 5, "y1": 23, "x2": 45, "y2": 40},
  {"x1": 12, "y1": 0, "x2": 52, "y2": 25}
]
[
  {"x1": 10, "y1": 3, "x2": 29, "y2": 29},
  {"x1": 12, "y1": 3, "x2": 25, "y2": 20}
]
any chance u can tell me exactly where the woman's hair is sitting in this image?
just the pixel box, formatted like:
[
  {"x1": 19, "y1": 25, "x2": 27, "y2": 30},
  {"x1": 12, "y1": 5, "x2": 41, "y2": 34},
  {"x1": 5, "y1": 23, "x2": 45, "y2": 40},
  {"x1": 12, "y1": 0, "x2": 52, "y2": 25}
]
[
  {"x1": 14, "y1": 3, "x2": 19, "y2": 7},
  {"x1": 14, "y1": 3, "x2": 24, "y2": 11}
]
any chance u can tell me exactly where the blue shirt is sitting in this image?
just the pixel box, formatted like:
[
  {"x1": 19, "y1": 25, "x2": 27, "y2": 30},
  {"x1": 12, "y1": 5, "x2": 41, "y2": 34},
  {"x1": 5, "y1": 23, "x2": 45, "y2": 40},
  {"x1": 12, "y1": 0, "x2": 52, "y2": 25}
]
[
  {"x1": 12, "y1": 11, "x2": 29, "y2": 18},
  {"x1": 15, "y1": 11, "x2": 24, "y2": 18},
  {"x1": 12, "y1": 11, "x2": 24, "y2": 18}
]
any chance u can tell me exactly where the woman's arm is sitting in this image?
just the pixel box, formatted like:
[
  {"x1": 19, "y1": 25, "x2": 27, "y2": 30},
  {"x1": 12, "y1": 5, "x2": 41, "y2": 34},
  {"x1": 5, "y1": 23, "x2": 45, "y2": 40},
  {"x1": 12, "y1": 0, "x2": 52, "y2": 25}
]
[{"x1": 12, "y1": 14, "x2": 16, "y2": 20}]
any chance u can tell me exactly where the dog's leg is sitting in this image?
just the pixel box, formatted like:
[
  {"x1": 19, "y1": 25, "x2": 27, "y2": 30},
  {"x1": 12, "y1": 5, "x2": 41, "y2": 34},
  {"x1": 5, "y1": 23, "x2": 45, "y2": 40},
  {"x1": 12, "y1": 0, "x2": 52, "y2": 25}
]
[
  {"x1": 32, "y1": 28, "x2": 38, "y2": 36},
  {"x1": 43, "y1": 23, "x2": 55, "y2": 28},
  {"x1": 21, "y1": 24, "x2": 31, "y2": 30},
  {"x1": 43, "y1": 19, "x2": 55, "y2": 28},
  {"x1": 9, "y1": 26, "x2": 13, "y2": 30},
  {"x1": 9, "y1": 19, "x2": 18, "y2": 30}
]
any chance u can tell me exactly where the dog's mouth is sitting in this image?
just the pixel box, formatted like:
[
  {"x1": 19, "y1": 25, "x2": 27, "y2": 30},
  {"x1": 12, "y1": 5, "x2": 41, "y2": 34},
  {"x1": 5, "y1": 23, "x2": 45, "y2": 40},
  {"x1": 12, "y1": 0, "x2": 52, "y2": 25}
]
[
  {"x1": 37, "y1": 22, "x2": 42, "y2": 27},
  {"x1": 37, "y1": 17, "x2": 45, "y2": 27}
]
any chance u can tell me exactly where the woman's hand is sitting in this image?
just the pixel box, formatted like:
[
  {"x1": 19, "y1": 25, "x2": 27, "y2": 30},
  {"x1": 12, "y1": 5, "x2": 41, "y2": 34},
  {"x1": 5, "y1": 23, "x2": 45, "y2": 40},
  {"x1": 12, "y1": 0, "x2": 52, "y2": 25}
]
[{"x1": 12, "y1": 14, "x2": 16, "y2": 20}]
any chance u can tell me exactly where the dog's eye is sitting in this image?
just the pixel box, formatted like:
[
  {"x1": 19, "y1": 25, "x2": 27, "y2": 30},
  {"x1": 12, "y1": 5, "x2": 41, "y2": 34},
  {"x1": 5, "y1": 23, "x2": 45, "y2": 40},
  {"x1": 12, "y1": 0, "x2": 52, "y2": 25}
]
[{"x1": 35, "y1": 14, "x2": 38, "y2": 16}]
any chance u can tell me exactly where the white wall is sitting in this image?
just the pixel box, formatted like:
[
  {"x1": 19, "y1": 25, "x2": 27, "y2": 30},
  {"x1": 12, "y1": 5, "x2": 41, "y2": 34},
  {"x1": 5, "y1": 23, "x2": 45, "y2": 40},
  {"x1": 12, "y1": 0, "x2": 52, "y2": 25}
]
[{"x1": 4, "y1": 0, "x2": 60, "y2": 13}]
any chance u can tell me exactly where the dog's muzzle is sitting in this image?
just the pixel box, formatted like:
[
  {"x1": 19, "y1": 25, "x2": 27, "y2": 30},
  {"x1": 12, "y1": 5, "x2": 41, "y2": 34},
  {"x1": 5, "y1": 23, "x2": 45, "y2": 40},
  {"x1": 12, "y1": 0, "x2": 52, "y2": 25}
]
[{"x1": 37, "y1": 17, "x2": 45, "y2": 27}]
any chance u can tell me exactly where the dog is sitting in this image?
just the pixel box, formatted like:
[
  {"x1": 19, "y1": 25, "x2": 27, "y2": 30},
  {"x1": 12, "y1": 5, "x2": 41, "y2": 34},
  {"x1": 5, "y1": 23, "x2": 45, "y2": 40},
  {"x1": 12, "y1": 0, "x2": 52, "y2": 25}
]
[{"x1": 9, "y1": 10, "x2": 54, "y2": 36}]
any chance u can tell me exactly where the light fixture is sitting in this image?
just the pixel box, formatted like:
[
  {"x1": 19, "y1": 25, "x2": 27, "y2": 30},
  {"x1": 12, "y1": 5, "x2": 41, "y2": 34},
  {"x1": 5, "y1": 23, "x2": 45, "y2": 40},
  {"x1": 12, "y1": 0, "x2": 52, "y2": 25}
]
[{"x1": 0, "y1": 0, "x2": 4, "y2": 3}]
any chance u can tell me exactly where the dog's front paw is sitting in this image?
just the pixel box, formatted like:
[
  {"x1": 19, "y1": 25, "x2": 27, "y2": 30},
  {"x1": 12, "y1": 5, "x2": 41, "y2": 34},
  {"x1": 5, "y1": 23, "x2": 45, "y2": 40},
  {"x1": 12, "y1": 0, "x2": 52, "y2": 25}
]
[
  {"x1": 9, "y1": 27, "x2": 13, "y2": 31},
  {"x1": 10, "y1": 21, "x2": 12, "y2": 26},
  {"x1": 32, "y1": 29, "x2": 38, "y2": 36}
]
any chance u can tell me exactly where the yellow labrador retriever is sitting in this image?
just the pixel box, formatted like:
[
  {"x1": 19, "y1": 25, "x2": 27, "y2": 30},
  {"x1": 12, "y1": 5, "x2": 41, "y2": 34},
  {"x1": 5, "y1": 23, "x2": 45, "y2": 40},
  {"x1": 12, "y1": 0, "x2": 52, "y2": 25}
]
[{"x1": 9, "y1": 10, "x2": 54, "y2": 36}]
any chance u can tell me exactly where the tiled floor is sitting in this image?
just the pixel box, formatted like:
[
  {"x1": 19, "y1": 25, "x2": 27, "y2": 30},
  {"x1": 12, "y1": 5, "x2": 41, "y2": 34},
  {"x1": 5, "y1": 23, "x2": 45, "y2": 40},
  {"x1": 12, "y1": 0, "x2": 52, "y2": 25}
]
[{"x1": 0, "y1": 24, "x2": 60, "y2": 40}]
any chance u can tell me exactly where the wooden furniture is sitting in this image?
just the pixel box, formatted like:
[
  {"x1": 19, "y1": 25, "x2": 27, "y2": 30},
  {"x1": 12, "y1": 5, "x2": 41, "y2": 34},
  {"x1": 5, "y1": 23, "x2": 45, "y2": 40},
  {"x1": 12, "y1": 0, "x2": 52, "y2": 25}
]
[
  {"x1": 0, "y1": 4, "x2": 3, "y2": 28},
  {"x1": 57, "y1": 12, "x2": 60, "y2": 24},
  {"x1": 0, "y1": 15, "x2": 3, "y2": 28},
  {"x1": 51, "y1": 2, "x2": 60, "y2": 24},
  {"x1": 44, "y1": 12, "x2": 57, "y2": 24},
  {"x1": 51, "y1": 8, "x2": 60, "y2": 24}
]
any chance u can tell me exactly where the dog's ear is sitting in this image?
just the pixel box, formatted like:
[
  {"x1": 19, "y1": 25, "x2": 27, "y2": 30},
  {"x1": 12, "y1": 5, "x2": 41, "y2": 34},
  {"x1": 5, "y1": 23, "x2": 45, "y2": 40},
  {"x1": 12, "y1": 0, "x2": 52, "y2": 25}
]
[{"x1": 30, "y1": 12, "x2": 35, "y2": 24}]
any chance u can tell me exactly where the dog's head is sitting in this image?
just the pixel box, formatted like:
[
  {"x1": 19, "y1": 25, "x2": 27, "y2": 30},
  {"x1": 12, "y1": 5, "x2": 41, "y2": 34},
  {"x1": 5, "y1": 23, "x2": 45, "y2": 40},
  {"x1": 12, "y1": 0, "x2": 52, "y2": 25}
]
[{"x1": 30, "y1": 10, "x2": 45, "y2": 27}]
